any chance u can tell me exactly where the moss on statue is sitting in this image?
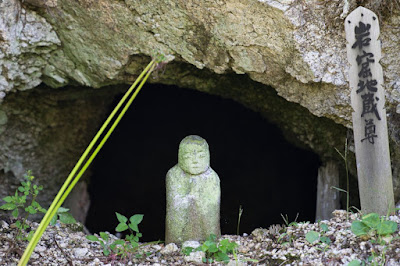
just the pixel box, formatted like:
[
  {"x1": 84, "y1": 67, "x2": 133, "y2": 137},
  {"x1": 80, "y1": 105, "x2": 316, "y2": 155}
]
[{"x1": 165, "y1": 135, "x2": 220, "y2": 244}]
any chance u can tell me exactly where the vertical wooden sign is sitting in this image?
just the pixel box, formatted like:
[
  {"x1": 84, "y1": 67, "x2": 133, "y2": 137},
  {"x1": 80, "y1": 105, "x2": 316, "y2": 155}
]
[{"x1": 345, "y1": 7, "x2": 395, "y2": 215}]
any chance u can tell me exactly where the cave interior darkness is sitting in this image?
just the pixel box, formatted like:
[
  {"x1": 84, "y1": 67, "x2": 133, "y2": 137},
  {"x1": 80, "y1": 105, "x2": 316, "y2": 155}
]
[{"x1": 85, "y1": 83, "x2": 321, "y2": 242}]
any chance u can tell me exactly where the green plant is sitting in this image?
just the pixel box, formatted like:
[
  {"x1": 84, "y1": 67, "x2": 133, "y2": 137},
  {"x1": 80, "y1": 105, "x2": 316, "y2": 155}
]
[
  {"x1": 351, "y1": 213, "x2": 397, "y2": 237},
  {"x1": 277, "y1": 213, "x2": 300, "y2": 246},
  {"x1": 348, "y1": 259, "x2": 363, "y2": 266},
  {"x1": 183, "y1": 234, "x2": 238, "y2": 264},
  {"x1": 0, "y1": 171, "x2": 47, "y2": 241},
  {"x1": 333, "y1": 138, "x2": 350, "y2": 220},
  {"x1": 277, "y1": 232, "x2": 296, "y2": 246},
  {"x1": 237, "y1": 205, "x2": 243, "y2": 235},
  {"x1": 280, "y1": 213, "x2": 299, "y2": 227},
  {"x1": 86, "y1": 213, "x2": 144, "y2": 258},
  {"x1": 305, "y1": 222, "x2": 331, "y2": 251},
  {"x1": 87, "y1": 231, "x2": 122, "y2": 256},
  {"x1": 49, "y1": 207, "x2": 77, "y2": 226},
  {"x1": 350, "y1": 213, "x2": 398, "y2": 266},
  {"x1": 19, "y1": 56, "x2": 166, "y2": 265},
  {"x1": 0, "y1": 171, "x2": 76, "y2": 241},
  {"x1": 348, "y1": 242, "x2": 391, "y2": 266}
]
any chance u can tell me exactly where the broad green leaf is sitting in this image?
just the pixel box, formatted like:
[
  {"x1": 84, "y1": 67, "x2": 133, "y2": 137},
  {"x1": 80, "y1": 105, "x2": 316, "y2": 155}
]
[
  {"x1": 215, "y1": 251, "x2": 230, "y2": 262},
  {"x1": 50, "y1": 215, "x2": 58, "y2": 226},
  {"x1": 116, "y1": 223, "x2": 129, "y2": 232},
  {"x1": 25, "y1": 206, "x2": 37, "y2": 214},
  {"x1": 204, "y1": 241, "x2": 218, "y2": 253},
  {"x1": 12, "y1": 208, "x2": 19, "y2": 218},
  {"x1": 348, "y1": 260, "x2": 361, "y2": 266},
  {"x1": 58, "y1": 213, "x2": 77, "y2": 224},
  {"x1": 182, "y1": 247, "x2": 193, "y2": 256},
  {"x1": 109, "y1": 242, "x2": 117, "y2": 251},
  {"x1": 86, "y1": 235, "x2": 99, "y2": 241},
  {"x1": 361, "y1": 213, "x2": 380, "y2": 229},
  {"x1": 103, "y1": 248, "x2": 110, "y2": 256},
  {"x1": 206, "y1": 234, "x2": 217, "y2": 242},
  {"x1": 377, "y1": 220, "x2": 397, "y2": 235},
  {"x1": 2, "y1": 196, "x2": 13, "y2": 203},
  {"x1": 129, "y1": 214, "x2": 144, "y2": 225},
  {"x1": 129, "y1": 223, "x2": 139, "y2": 232},
  {"x1": 18, "y1": 186, "x2": 25, "y2": 192},
  {"x1": 0, "y1": 202, "x2": 16, "y2": 210},
  {"x1": 305, "y1": 231, "x2": 320, "y2": 244},
  {"x1": 113, "y1": 239, "x2": 125, "y2": 246},
  {"x1": 200, "y1": 244, "x2": 208, "y2": 252},
  {"x1": 218, "y1": 239, "x2": 230, "y2": 253},
  {"x1": 27, "y1": 231, "x2": 35, "y2": 241},
  {"x1": 57, "y1": 207, "x2": 70, "y2": 213},
  {"x1": 100, "y1": 232, "x2": 109, "y2": 241},
  {"x1": 219, "y1": 239, "x2": 229, "y2": 245},
  {"x1": 137, "y1": 232, "x2": 142, "y2": 238},
  {"x1": 226, "y1": 241, "x2": 238, "y2": 252},
  {"x1": 208, "y1": 244, "x2": 218, "y2": 253},
  {"x1": 130, "y1": 241, "x2": 139, "y2": 248},
  {"x1": 115, "y1": 212, "x2": 128, "y2": 223},
  {"x1": 15, "y1": 220, "x2": 22, "y2": 228},
  {"x1": 320, "y1": 236, "x2": 331, "y2": 244},
  {"x1": 351, "y1": 221, "x2": 370, "y2": 236},
  {"x1": 320, "y1": 223, "x2": 329, "y2": 232}
]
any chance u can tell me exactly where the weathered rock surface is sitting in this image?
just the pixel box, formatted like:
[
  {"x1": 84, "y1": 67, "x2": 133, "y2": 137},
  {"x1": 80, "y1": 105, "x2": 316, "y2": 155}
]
[
  {"x1": 0, "y1": 87, "x2": 115, "y2": 220},
  {"x1": 1, "y1": 0, "x2": 399, "y2": 122},
  {"x1": 1, "y1": 0, "x2": 400, "y2": 218}
]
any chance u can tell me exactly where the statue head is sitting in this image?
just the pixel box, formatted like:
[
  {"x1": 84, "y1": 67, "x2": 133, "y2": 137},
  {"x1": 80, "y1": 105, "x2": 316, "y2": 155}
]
[{"x1": 178, "y1": 135, "x2": 210, "y2": 175}]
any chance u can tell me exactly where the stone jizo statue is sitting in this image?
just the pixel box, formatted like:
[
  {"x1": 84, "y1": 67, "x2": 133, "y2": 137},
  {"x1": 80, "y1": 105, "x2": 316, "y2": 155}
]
[{"x1": 165, "y1": 135, "x2": 221, "y2": 244}]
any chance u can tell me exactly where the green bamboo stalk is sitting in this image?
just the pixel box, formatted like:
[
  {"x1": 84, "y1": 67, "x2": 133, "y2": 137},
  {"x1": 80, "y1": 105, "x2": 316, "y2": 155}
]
[
  {"x1": 54, "y1": 63, "x2": 156, "y2": 214},
  {"x1": 18, "y1": 60, "x2": 156, "y2": 266}
]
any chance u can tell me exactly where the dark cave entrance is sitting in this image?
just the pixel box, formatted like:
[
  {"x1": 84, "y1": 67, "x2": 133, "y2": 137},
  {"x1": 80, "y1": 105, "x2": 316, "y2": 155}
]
[{"x1": 85, "y1": 84, "x2": 321, "y2": 242}]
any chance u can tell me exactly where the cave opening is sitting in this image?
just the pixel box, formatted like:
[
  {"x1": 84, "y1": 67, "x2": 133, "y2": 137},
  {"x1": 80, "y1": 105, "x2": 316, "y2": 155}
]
[{"x1": 85, "y1": 83, "x2": 321, "y2": 242}]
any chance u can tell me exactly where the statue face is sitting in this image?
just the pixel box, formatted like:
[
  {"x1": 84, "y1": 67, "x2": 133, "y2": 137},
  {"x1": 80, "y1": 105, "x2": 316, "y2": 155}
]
[{"x1": 178, "y1": 143, "x2": 210, "y2": 175}]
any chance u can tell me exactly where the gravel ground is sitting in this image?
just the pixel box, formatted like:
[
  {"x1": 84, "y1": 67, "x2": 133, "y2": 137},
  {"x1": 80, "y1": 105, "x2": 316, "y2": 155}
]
[{"x1": 1, "y1": 210, "x2": 400, "y2": 265}]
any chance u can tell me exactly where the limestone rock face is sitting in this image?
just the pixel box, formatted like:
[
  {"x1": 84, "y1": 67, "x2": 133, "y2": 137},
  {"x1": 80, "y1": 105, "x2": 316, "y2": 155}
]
[
  {"x1": 0, "y1": 87, "x2": 114, "y2": 221},
  {"x1": 2, "y1": 0, "x2": 400, "y2": 125},
  {"x1": 1, "y1": 0, "x2": 400, "y2": 217},
  {"x1": 0, "y1": 0, "x2": 61, "y2": 101}
]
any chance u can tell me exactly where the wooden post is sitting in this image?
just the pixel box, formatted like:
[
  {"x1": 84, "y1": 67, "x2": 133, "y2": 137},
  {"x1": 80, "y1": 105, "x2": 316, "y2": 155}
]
[
  {"x1": 345, "y1": 7, "x2": 395, "y2": 215},
  {"x1": 316, "y1": 161, "x2": 340, "y2": 221}
]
